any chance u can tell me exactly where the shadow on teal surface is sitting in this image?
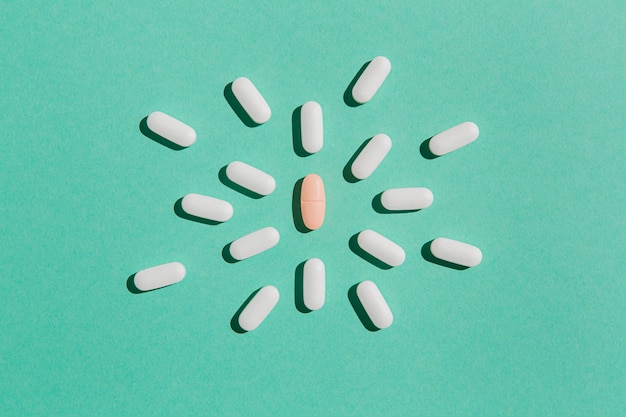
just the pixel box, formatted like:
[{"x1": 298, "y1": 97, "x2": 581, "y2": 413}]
[
  {"x1": 419, "y1": 136, "x2": 439, "y2": 160},
  {"x1": 223, "y1": 82, "x2": 260, "y2": 128},
  {"x1": 291, "y1": 106, "x2": 311, "y2": 157},
  {"x1": 218, "y1": 165, "x2": 264, "y2": 199},
  {"x1": 349, "y1": 233, "x2": 392, "y2": 270},
  {"x1": 126, "y1": 273, "x2": 142, "y2": 294},
  {"x1": 139, "y1": 116, "x2": 185, "y2": 151},
  {"x1": 173, "y1": 197, "x2": 223, "y2": 225},
  {"x1": 343, "y1": 138, "x2": 372, "y2": 183},
  {"x1": 230, "y1": 287, "x2": 262, "y2": 333},
  {"x1": 371, "y1": 192, "x2": 424, "y2": 214},
  {"x1": 343, "y1": 60, "x2": 370, "y2": 107},
  {"x1": 294, "y1": 261, "x2": 311, "y2": 313},
  {"x1": 221, "y1": 242, "x2": 239, "y2": 264},
  {"x1": 421, "y1": 240, "x2": 468, "y2": 270},
  {"x1": 292, "y1": 177, "x2": 311, "y2": 233},
  {"x1": 348, "y1": 283, "x2": 378, "y2": 332}
]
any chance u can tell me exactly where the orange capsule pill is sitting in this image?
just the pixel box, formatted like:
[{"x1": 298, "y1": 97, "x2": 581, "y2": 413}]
[{"x1": 300, "y1": 174, "x2": 325, "y2": 230}]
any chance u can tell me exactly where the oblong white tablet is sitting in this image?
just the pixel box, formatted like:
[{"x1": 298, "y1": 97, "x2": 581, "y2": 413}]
[
  {"x1": 351, "y1": 56, "x2": 391, "y2": 104},
  {"x1": 231, "y1": 77, "x2": 271, "y2": 125},
  {"x1": 429, "y1": 122, "x2": 479, "y2": 156},
  {"x1": 181, "y1": 193, "x2": 233, "y2": 223},
  {"x1": 146, "y1": 111, "x2": 196, "y2": 147},
  {"x1": 381, "y1": 187, "x2": 434, "y2": 211},
  {"x1": 238, "y1": 285, "x2": 279, "y2": 331},
  {"x1": 357, "y1": 229, "x2": 405, "y2": 267},
  {"x1": 303, "y1": 258, "x2": 325, "y2": 311},
  {"x1": 226, "y1": 161, "x2": 276, "y2": 196},
  {"x1": 356, "y1": 280, "x2": 393, "y2": 329},
  {"x1": 133, "y1": 262, "x2": 186, "y2": 292},
  {"x1": 351, "y1": 134, "x2": 392, "y2": 180},
  {"x1": 300, "y1": 101, "x2": 323, "y2": 154},
  {"x1": 229, "y1": 227, "x2": 280, "y2": 261},
  {"x1": 430, "y1": 237, "x2": 482, "y2": 268}
]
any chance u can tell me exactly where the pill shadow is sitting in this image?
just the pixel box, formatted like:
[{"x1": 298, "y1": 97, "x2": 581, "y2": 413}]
[
  {"x1": 343, "y1": 61, "x2": 370, "y2": 107},
  {"x1": 419, "y1": 137, "x2": 439, "y2": 160},
  {"x1": 348, "y1": 284, "x2": 379, "y2": 332},
  {"x1": 421, "y1": 240, "x2": 468, "y2": 270},
  {"x1": 173, "y1": 198, "x2": 222, "y2": 226},
  {"x1": 292, "y1": 178, "x2": 311, "y2": 233},
  {"x1": 139, "y1": 116, "x2": 185, "y2": 151},
  {"x1": 230, "y1": 288, "x2": 262, "y2": 333},
  {"x1": 348, "y1": 233, "x2": 392, "y2": 270},
  {"x1": 126, "y1": 273, "x2": 144, "y2": 294},
  {"x1": 291, "y1": 106, "x2": 310, "y2": 157},
  {"x1": 221, "y1": 242, "x2": 239, "y2": 264},
  {"x1": 223, "y1": 82, "x2": 260, "y2": 128},
  {"x1": 218, "y1": 165, "x2": 264, "y2": 199},
  {"x1": 343, "y1": 138, "x2": 372, "y2": 183},
  {"x1": 294, "y1": 261, "x2": 311, "y2": 313},
  {"x1": 371, "y1": 192, "x2": 423, "y2": 214}
]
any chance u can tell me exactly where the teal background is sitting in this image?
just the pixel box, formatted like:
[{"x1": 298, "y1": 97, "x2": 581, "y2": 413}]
[{"x1": 1, "y1": 1, "x2": 624, "y2": 415}]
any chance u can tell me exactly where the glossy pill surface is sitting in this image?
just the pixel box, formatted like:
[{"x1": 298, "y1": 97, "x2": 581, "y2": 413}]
[
  {"x1": 300, "y1": 174, "x2": 325, "y2": 230},
  {"x1": 181, "y1": 193, "x2": 233, "y2": 222},
  {"x1": 351, "y1": 134, "x2": 392, "y2": 180},
  {"x1": 430, "y1": 237, "x2": 482, "y2": 267},
  {"x1": 146, "y1": 111, "x2": 196, "y2": 147},
  {"x1": 303, "y1": 258, "x2": 325, "y2": 311},
  {"x1": 357, "y1": 229, "x2": 405, "y2": 267},
  {"x1": 226, "y1": 161, "x2": 276, "y2": 196},
  {"x1": 351, "y1": 56, "x2": 391, "y2": 104},
  {"x1": 134, "y1": 262, "x2": 186, "y2": 292},
  {"x1": 381, "y1": 187, "x2": 433, "y2": 211},
  {"x1": 238, "y1": 285, "x2": 280, "y2": 331},
  {"x1": 229, "y1": 227, "x2": 280, "y2": 261},
  {"x1": 231, "y1": 77, "x2": 271, "y2": 125},
  {"x1": 429, "y1": 122, "x2": 479, "y2": 156},
  {"x1": 356, "y1": 280, "x2": 393, "y2": 329},
  {"x1": 300, "y1": 101, "x2": 323, "y2": 154}
]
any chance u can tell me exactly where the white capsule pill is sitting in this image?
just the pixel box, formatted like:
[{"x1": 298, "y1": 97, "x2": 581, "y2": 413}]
[
  {"x1": 300, "y1": 101, "x2": 323, "y2": 154},
  {"x1": 351, "y1": 134, "x2": 392, "y2": 180},
  {"x1": 229, "y1": 227, "x2": 280, "y2": 261},
  {"x1": 303, "y1": 258, "x2": 325, "y2": 311},
  {"x1": 429, "y1": 122, "x2": 479, "y2": 156},
  {"x1": 226, "y1": 161, "x2": 276, "y2": 196},
  {"x1": 181, "y1": 193, "x2": 233, "y2": 223},
  {"x1": 357, "y1": 229, "x2": 405, "y2": 267},
  {"x1": 238, "y1": 285, "x2": 280, "y2": 331},
  {"x1": 351, "y1": 56, "x2": 391, "y2": 104},
  {"x1": 381, "y1": 187, "x2": 434, "y2": 211},
  {"x1": 133, "y1": 262, "x2": 186, "y2": 292},
  {"x1": 146, "y1": 111, "x2": 197, "y2": 147},
  {"x1": 430, "y1": 237, "x2": 482, "y2": 268},
  {"x1": 231, "y1": 77, "x2": 271, "y2": 125},
  {"x1": 356, "y1": 280, "x2": 393, "y2": 329}
]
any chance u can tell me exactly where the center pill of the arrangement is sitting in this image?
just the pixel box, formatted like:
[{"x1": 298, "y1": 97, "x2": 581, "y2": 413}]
[{"x1": 300, "y1": 174, "x2": 325, "y2": 230}]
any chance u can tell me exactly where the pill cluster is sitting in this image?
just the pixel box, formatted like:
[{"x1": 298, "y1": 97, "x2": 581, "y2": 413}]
[{"x1": 131, "y1": 55, "x2": 483, "y2": 333}]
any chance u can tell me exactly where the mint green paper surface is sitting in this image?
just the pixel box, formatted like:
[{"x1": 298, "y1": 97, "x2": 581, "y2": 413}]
[{"x1": 1, "y1": 1, "x2": 624, "y2": 415}]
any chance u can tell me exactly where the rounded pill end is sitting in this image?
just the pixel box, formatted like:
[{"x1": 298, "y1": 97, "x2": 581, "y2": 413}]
[
  {"x1": 421, "y1": 188, "x2": 435, "y2": 208},
  {"x1": 351, "y1": 90, "x2": 369, "y2": 105},
  {"x1": 265, "y1": 176, "x2": 277, "y2": 195},
  {"x1": 372, "y1": 55, "x2": 392, "y2": 70},
  {"x1": 464, "y1": 121, "x2": 480, "y2": 139},
  {"x1": 181, "y1": 128, "x2": 197, "y2": 147},
  {"x1": 223, "y1": 203, "x2": 234, "y2": 222},
  {"x1": 470, "y1": 248, "x2": 483, "y2": 267},
  {"x1": 253, "y1": 107, "x2": 272, "y2": 125}
]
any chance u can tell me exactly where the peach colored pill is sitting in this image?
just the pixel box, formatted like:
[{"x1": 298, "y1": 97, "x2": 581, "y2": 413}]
[{"x1": 300, "y1": 174, "x2": 325, "y2": 230}]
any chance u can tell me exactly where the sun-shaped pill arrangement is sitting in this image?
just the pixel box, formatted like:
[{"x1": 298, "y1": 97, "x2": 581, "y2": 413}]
[{"x1": 129, "y1": 56, "x2": 484, "y2": 333}]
